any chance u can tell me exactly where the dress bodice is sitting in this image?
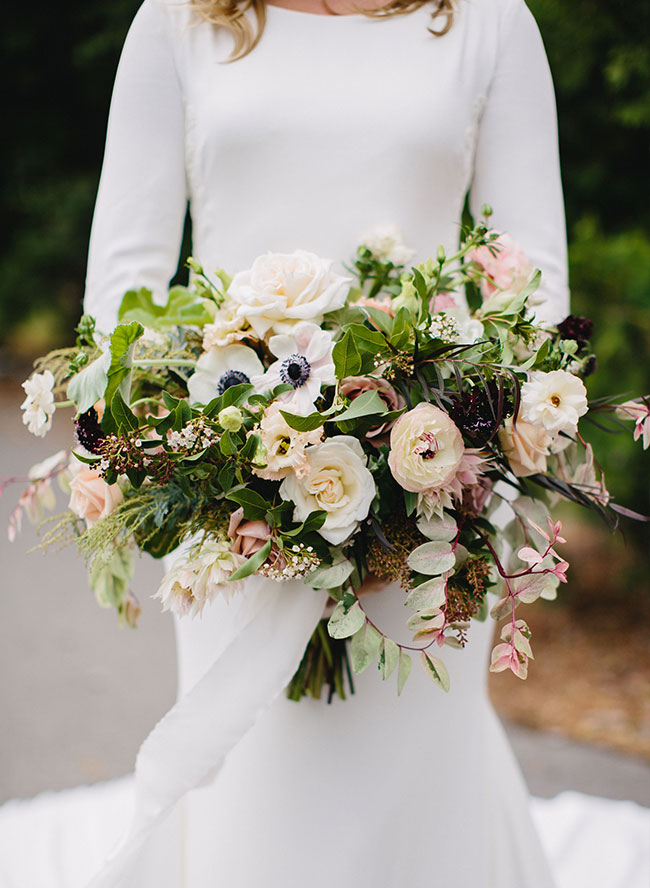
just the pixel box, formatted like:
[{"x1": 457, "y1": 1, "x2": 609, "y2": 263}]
[{"x1": 84, "y1": 0, "x2": 569, "y2": 333}]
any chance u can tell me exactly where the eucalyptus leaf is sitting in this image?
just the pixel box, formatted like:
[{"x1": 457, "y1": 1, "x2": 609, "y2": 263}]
[
  {"x1": 309, "y1": 558, "x2": 354, "y2": 590},
  {"x1": 420, "y1": 651, "x2": 450, "y2": 692},
  {"x1": 405, "y1": 577, "x2": 447, "y2": 611},
  {"x1": 416, "y1": 514, "x2": 458, "y2": 542},
  {"x1": 327, "y1": 600, "x2": 366, "y2": 639},
  {"x1": 397, "y1": 650, "x2": 412, "y2": 695},
  {"x1": 407, "y1": 541, "x2": 456, "y2": 576},
  {"x1": 378, "y1": 636, "x2": 399, "y2": 680},
  {"x1": 350, "y1": 621, "x2": 382, "y2": 674}
]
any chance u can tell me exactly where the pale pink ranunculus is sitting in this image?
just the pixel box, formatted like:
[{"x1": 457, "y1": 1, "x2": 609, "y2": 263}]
[
  {"x1": 68, "y1": 467, "x2": 123, "y2": 527},
  {"x1": 471, "y1": 233, "x2": 533, "y2": 299},
  {"x1": 228, "y1": 507, "x2": 272, "y2": 557},
  {"x1": 498, "y1": 417, "x2": 551, "y2": 477},
  {"x1": 339, "y1": 376, "x2": 405, "y2": 440},
  {"x1": 388, "y1": 403, "x2": 464, "y2": 494}
]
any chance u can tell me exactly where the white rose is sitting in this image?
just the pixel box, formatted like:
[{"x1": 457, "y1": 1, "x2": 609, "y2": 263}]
[
  {"x1": 520, "y1": 370, "x2": 588, "y2": 435},
  {"x1": 228, "y1": 250, "x2": 351, "y2": 337},
  {"x1": 280, "y1": 436, "x2": 375, "y2": 544}
]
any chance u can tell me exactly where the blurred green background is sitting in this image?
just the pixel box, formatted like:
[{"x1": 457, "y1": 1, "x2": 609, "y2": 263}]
[{"x1": 1, "y1": 1, "x2": 648, "y2": 514}]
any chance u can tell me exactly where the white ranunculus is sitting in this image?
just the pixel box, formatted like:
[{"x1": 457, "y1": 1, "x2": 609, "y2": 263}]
[
  {"x1": 228, "y1": 250, "x2": 351, "y2": 337},
  {"x1": 388, "y1": 402, "x2": 464, "y2": 494},
  {"x1": 187, "y1": 345, "x2": 264, "y2": 405},
  {"x1": 280, "y1": 436, "x2": 375, "y2": 545},
  {"x1": 21, "y1": 370, "x2": 56, "y2": 437},
  {"x1": 360, "y1": 223, "x2": 416, "y2": 266},
  {"x1": 498, "y1": 417, "x2": 550, "y2": 477},
  {"x1": 520, "y1": 370, "x2": 588, "y2": 435}
]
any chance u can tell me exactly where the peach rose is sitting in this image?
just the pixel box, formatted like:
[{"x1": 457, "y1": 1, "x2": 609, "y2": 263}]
[
  {"x1": 228, "y1": 507, "x2": 272, "y2": 557},
  {"x1": 498, "y1": 417, "x2": 550, "y2": 477},
  {"x1": 68, "y1": 467, "x2": 123, "y2": 527}
]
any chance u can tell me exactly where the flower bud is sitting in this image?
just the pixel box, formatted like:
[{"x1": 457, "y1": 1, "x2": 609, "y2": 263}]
[
  {"x1": 186, "y1": 256, "x2": 204, "y2": 276},
  {"x1": 218, "y1": 405, "x2": 243, "y2": 432}
]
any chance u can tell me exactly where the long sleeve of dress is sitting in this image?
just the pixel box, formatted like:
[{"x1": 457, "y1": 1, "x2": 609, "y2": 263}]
[
  {"x1": 83, "y1": 0, "x2": 188, "y2": 334},
  {"x1": 469, "y1": 0, "x2": 569, "y2": 323}
]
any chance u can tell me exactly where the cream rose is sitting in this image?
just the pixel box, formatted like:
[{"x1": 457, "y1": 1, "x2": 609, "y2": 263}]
[
  {"x1": 280, "y1": 436, "x2": 375, "y2": 545},
  {"x1": 498, "y1": 417, "x2": 550, "y2": 477},
  {"x1": 388, "y1": 403, "x2": 464, "y2": 493},
  {"x1": 68, "y1": 467, "x2": 123, "y2": 527},
  {"x1": 228, "y1": 250, "x2": 351, "y2": 337}
]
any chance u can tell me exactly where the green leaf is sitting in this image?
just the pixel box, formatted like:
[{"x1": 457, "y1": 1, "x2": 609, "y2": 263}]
[
  {"x1": 226, "y1": 488, "x2": 270, "y2": 520},
  {"x1": 349, "y1": 622, "x2": 382, "y2": 673},
  {"x1": 110, "y1": 390, "x2": 139, "y2": 432},
  {"x1": 228, "y1": 539, "x2": 272, "y2": 582},
  {"x1": 344, "y1": 323, "x2": 388, "y2": 355},
  {"x1": 378, "y1": 636, "x2": 399, "y2": 680},
  {"x1": 397, "y1": 650, "x2": 412, "y2": 695},
  {"x1": 279, "y1": 410, "x2": 328, "y2": 432},
  {"x1": 421, "y1": 651, "x2": 450, "y2": 692},
  {"x1": 361, "y1": 306, "x2": 394, "y2": 335},
  {"x1": 67, "y1": 348, "x2": 111, "y2": 414},
  {"x1": 118, "y1": 286, "x2": 213, "y2": 328},
  {"x1": 405, "y1": 577, "x2": 447, "y2": 611},
  {"x1": 70, "y1": 449, "x2": 101, "y2": 466},
  {"x1": 332, "y1": 330, "x2": 362, "y2": 378},
  {"x1": 407, "y1": 541, "x2": 456, "y2": 576},
  {"x1": 308, "y1": 558, "x2": 354, "y2": 590},
  {"x1": 220, "y1": 383, "x2": 255, "y2": 409},
  {"x1": 327, "y1": 600, "x2": 366, "y2": 639},
  {"x1": 404, "y1": 490, "x2": 417, "y2": 517},
  {"x1": 102, "y1": 322, "x2": 144, "y2": 428},
  {"x1": 389, "y1": 307, "x2": 411, "y2": 349},
  {"x1": 335, "y1": 388, "x2": 388, "y2": 423}
]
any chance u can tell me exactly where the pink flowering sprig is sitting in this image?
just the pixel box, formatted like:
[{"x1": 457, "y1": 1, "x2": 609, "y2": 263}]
[
  {"x1": 4, "y1": 451, "x2": 70, "y2": 542},
  {"x1": 485, "y1": 516, "x2": 568, "y2": 679}
]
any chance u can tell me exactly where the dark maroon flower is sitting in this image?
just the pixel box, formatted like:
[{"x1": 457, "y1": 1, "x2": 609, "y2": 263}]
[
  {"x1": 557, "y1": 315, "x2": 594, "y2": 344},
  {"x1": 449, "y1": 381, "x2": 513, "y2": 446},
  {"x1": 74, "y1": 407, "x2": 105, "y2": 454}
]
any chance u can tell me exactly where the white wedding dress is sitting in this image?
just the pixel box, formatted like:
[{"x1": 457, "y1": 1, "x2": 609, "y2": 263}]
[{"x1": 82, "y1": 1, "x2": 570, "y2": 885}]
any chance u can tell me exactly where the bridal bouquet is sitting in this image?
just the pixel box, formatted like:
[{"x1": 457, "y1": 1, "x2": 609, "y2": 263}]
[{"x1": 9, "y1": 210, "x2": 648, "y2": 699}]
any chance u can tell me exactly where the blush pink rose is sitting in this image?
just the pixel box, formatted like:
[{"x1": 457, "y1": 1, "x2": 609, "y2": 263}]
[
  {"x1": 471, "y1": 233, "x2": 533, "y2": 299},
  {"x1": 339, "y1": 376, "x2": 405, "y2": 440},
  {"x1": 228, "y1": 507, "x2": 272, "y2": 557},
  {"x1": 68, "y1": 467, "x2": 123, "y2": 527}
]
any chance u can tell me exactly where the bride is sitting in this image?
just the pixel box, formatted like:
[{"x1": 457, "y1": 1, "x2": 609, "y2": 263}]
[{"x1": 84, "y1": 0, "x2": 568, "y2": 884}]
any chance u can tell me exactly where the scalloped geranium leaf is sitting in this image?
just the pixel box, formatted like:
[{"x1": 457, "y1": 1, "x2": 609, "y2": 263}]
[
  {"x1": 309, "y1": 558, "x2": 354, "y2": 590},
  {"x1": 420, "y1": 651, "x2": 450, "y2": 692},
  {"x1": 407, "y1": 541, "x2": 456, "y2": 576},
  {"x1": 378, "y1": 636, "x2": 399, "y2": 680},
  {"x1": 405, "y1": 577, "x2": 446, "y2": 611},
  {"x1": 350, "y1": 621, "x2": 382, "y2": 674},
  {"x1": 416, "y1": 513, "x2": 458, "y2": 542},
  {"x1": 118, "y1": 286, "x2": 213, "y2": 328},
  {"x1": 67, "y1": 348, "x2": 111, "y2": 415},
  {"x1": 397, "y1": 650, "x2": 412, "y2": 695},
  {"x1": 328, "y1": 600, "x2": 365, "y2": 639}
]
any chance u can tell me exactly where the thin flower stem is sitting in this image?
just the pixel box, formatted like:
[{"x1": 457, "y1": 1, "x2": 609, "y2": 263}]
[{"x1": 131, "y1": 358, "x2": 196, "y2": 368}]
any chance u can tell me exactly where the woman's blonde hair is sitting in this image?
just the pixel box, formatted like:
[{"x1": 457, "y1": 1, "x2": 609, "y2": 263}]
[{"x1": 191, "y1": 0, "x2": 455, "y2": 60}]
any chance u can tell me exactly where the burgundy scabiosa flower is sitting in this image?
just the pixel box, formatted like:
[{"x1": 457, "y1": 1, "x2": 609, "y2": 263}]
[
  {"x1": 74, "y1": 407, "x2": 105, "y2": 454},
  {"x1": 557, "y1": 315, "x2": 594, "y2": 344},
  {"x1": 449, "y1": 381, "x2": 513, "y2": 446}
]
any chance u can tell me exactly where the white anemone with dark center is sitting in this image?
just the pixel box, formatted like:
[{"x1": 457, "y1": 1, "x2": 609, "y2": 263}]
[
  {"x1": 253, "y1": 321, "x2": 336, "y2": 415},
  {"x1": 187, "y1": 344, "x2": 264, "y2": 405}
]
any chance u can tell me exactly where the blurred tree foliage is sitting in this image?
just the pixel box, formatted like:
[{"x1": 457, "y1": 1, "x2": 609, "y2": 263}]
[{"x1": 2, "y1": 0, "x2": 648, "y2": 519}]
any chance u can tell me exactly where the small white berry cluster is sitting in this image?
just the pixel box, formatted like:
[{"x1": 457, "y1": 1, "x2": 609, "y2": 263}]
[
  {"x1": 259, "y1": 543, "x2": 321, "y2": 581},
  {"x1": 428, "y1": 314, "x2": 460, "y2": 343},
  {"x1": 167, "y1": 418, "x2": 218, "y2": 453}
]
